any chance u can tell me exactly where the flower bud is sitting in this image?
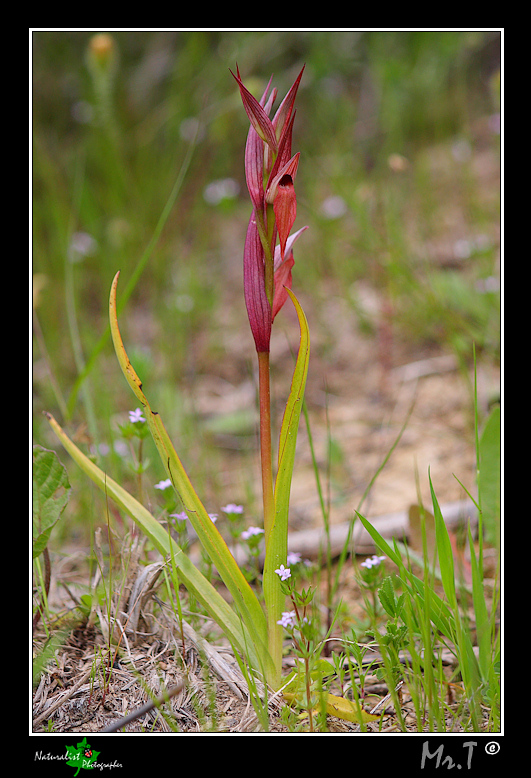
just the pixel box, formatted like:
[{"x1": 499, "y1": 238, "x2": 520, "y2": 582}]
[{"x1": 86, "y1": 33, "x2": 117, "y2": 76}]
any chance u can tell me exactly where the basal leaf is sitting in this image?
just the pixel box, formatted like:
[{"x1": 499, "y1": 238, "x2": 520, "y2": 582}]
[
  {"x1": 262, "y1": 288, "x2": 310, "y2": 685},
  {"x1": 324, "y1": 693, "x2": 380, "y2": 724},
  {"x1": 45, "y1": 412, "x2": 268, "y2": 678},
  {"x1": 108, "y1": 273, "x2": 272, "y2": 682}
]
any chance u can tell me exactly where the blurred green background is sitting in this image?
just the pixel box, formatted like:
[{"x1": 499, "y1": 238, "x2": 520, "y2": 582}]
[{"x1": 32, "y1": 30, "x2": 500, "y2": 543}]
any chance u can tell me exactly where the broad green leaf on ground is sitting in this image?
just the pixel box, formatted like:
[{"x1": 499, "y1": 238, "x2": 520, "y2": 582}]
[
  {"x1": 324, "y1": 692, "x2": 380, "y2": 724},
  {"x1": 33, "y1": 445, "x2": 71, "y2": 558},
  {"x1": 281, "y1": 659, "x2": 379, "y2": 724}
]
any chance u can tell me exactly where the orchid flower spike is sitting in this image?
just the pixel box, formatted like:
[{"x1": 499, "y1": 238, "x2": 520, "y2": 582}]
[{"x1": 233, "y1": 66, "x2": 307, "y2": 353}]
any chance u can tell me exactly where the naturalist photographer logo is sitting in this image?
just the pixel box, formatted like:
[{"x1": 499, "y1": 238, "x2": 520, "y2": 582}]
[{"x1": 34, "y1": 737, "x2": 122, "y2": 774}]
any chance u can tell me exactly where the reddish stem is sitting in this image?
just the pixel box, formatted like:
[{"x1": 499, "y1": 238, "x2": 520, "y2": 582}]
[{"x1": 257, "y1": 351, "x2": 275, "y2": 544}]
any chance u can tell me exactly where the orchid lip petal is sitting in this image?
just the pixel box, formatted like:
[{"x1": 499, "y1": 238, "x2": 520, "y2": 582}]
[
  {"x1": 273, "y1": 225, "x2": 308, "y2": 270},
  {"x1": 273, "y1": 176, "x2": 297, "y2": 261},
  {"x1": 272, "y1": 225, "x2": 308, "y2": 321},
  {"x1": 265, "y1": 152, "x2": 300, "y2": 205}
]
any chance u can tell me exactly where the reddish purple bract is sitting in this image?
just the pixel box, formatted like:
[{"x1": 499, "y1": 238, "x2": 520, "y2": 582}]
[{"x1": 232, "y1": 65, "x2": 306, "y2": 352}]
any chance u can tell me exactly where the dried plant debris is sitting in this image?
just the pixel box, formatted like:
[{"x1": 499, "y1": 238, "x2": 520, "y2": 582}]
[{"x1": 33, "y1": 614, "x2": 487, "y2": 733}]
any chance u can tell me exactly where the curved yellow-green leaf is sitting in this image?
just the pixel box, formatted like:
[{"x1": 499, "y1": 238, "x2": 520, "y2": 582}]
[
  {"x1": 281, "y1": 669, "x2": 379, "y2": 724},
  {"x1": 324, "y1": 693, "x2": 380, "y2": 724},
  {"x1": 108, "y1": 272, "x2": 273, "y2": 684},
  {"x1": 263, "y1": 288, "x2": 310, "y2": 686},
  {"x1": 276, "y1": 289, "x2": 310, "y2": 477},
  {"x1": 282, "y1": 692, "x2": 379, "y2": 724},
  {"x1": 45, "y1": 412, "x2": 262, "y2": 670}
]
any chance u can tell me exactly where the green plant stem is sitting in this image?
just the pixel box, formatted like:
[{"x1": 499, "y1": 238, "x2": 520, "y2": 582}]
[
  {"x1": 258, "y1": 349, "x2": 283, "y2": 687},
  {"x1": 258, "y1": 351, "x2": 275, "y2": 545}
]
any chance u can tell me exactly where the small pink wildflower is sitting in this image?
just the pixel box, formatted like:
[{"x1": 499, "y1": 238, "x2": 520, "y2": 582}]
[
  {"x1": 275, "y1": 564, "x2": 291, "y2": 581},
  {"x1": 277, "y1": 611, "x2": 297, "y2": 629},
  {"x1": 286, "y1": 551, "x2": 301, "y2": 566},
  {"x1": 221, "y1": 504, "x2": 244, "y2": 514},
  {"x1": 241, "y1": 526, "x2": 265, "y2": 541}
]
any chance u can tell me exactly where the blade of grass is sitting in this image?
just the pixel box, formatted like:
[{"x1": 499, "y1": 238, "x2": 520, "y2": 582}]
[
  {"x1": 429, "y1": 470, "x2": 457, "y2": 611},
  {"x1": 467, "y1": 524, "x2": 492, "y2": 684},
  {"x1": 429, "y1": 474, "x2": 483, "y2": 727}
]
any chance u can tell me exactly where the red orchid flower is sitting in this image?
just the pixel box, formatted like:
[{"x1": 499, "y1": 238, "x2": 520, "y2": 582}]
[
  {"x1": 233, "y1": 66, "x2": 307, "y2": 353},
  {"x1": 267, "y1": 153, "x2": 300, "y2": 262}
]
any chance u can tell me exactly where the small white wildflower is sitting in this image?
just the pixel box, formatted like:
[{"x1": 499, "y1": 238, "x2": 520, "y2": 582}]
[
  {"x1": 154, "y1": 479, "x2": 172, "y2": 490},
  {"x1": 287, "y1": 551, "x2": 301, "y2": 566},
  {"x1": 129, "y1": 408, "x2": 145, "y2": 423},
  {"x1": 68, "y1": 231, "x2": 98, "y2": 263},
  {"x1": 360, "y1": 555, "x2": 386, "y2": 569},
  {"x1": 208, "y1": 513, "x2": 218, "y2": 523},
  {"x1": 203, "y1": 178, "x2": 240, "y2": 205},
  {"x1": 320, "y1": 195, "x2": 347, "y2": 220}
]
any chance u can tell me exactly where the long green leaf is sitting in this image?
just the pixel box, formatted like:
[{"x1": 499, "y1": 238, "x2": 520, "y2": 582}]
[
  {"x1": 478, "y1": 405, "x2": 500, "y2": 547},
  {"x1": 263, "y1": 288, "x2": 310, "y2": 686},
  {"x1": 467, "y1": 524, "x2": 491, "y2": 683},
  {"x1": 45, "y1": 412, "x2": 265, "y2": 673},
  {"x1": 108, "y1": 272, "x2": 273, "y2": 682},
  {"x1": 429, "y1": 470, "x2": 457, "y2": 611}
]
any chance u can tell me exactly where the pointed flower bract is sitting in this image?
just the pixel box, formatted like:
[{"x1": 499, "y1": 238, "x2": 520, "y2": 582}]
[{"x1": 234, "y1": 66, "x2": 307, "y2": 352}]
